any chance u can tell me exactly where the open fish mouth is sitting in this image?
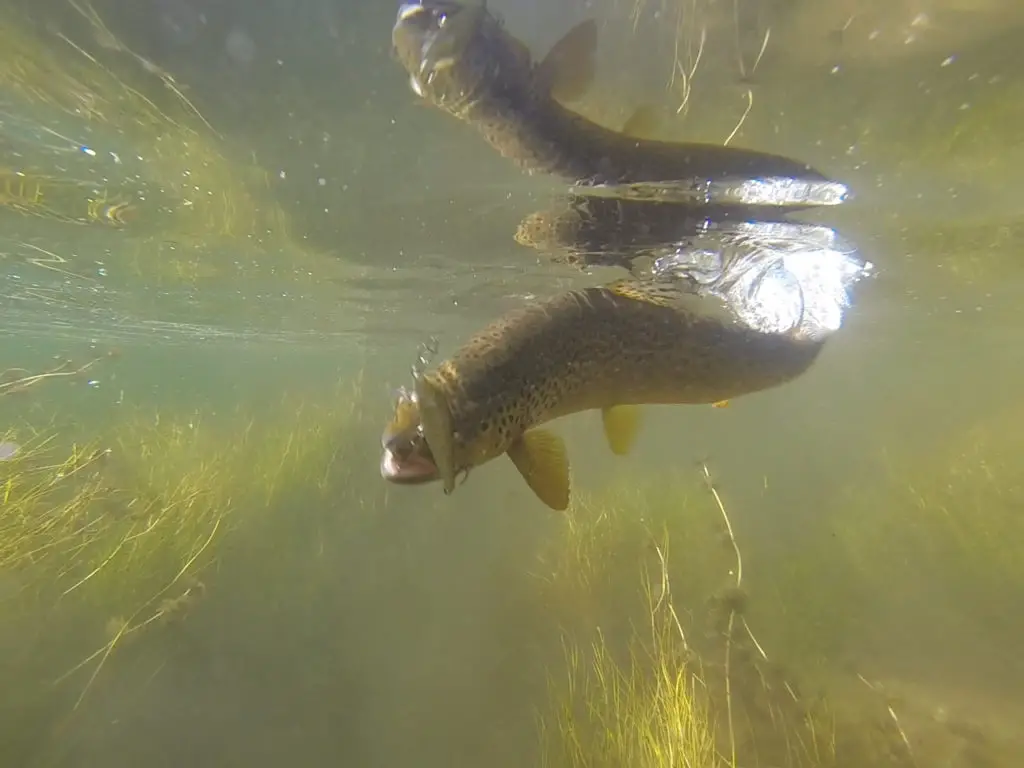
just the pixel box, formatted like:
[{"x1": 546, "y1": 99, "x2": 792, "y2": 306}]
[
  {"x1": 378, "y1": 411, "x2": 438, "y2": 483},
  {"x1": 380, "y1": 442, "x2": 441, "y2": 484},
  {"x1": 380, "y1": 384, "x2": 441, "y2": 485},
  {"x1": 392, "y1": 3, "x2": 452, "y2": 69},
  {"x1": 392, "y1": 1, "x2": 482, "y2": 101}
]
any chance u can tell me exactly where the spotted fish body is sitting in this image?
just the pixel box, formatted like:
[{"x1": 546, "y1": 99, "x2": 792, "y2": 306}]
[
  {"x1": 392, "y1": 2, "x2": 833, "y2": 193},
  {"x1": 422, "y1": 279, "x2": 821, "y2": 473}
]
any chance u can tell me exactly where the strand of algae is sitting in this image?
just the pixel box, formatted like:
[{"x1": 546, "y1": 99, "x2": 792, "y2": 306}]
[
  {"x1": 1, "y1": 351, "x2": 115, "y2": 397},
  {"x1": 601, "y1": 0, "x2": 766, "y2": 142}
]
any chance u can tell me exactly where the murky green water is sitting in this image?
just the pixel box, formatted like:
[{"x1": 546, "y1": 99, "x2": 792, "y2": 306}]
[{"x1": 2, "y1": 1, "x2": 1023, "y2": 766}]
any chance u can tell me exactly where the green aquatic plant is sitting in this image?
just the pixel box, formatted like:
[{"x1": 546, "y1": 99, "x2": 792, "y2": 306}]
[
  {"x1": 533, "y1": 463, "x2": 1003, "y2": 767},
  {"x1": 532, "y1": 470, "x2": 731, "y2": 636},
  {"x1": 542, "y1": 580, "x2": 721, "y2": 768},
  {"x1": 0, "y1": 428, "x2": 109, "y2": 574},
  {"x1": 606, "y1": 0, "x2": 1024, "y2": 192},
  {"x1": 833, "y1": 402, "x2": 1024, "y2": 644},
  {"x1": 0, "y1": 2, "x2": 306, "y2": 271},
  {"x1": 1, "y1": 375, "x2": 365, "y2": 708},
  {"x1": 536, "y1": 469, "x2": 763, "y2": 768},
  {"x1": 0, "y1": 167, "x2": 135, "y2": 227}
]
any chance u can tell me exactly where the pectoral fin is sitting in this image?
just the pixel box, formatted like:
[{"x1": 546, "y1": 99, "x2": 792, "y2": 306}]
[
  {"x1": 621, "y1": 104, "x2": 661, "y2": 139},
  {"x1": 534, "y1": 20, "x2": 598, "y2": 104},
  {"x1": 601, "y1": 405, "x2": 641, "y2": 455},
  {"x1": 506, "y1": 429, "x2": 571, "y2": 511}
]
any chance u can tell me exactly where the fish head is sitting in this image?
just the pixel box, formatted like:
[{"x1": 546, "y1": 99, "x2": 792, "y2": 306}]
[
  {"x1": 392, "y1": 1, "x2": 506, "y2": 113},
  {"x1": 380, "y1": 387, "x2": 441, "y2": 485},
  {"x1": 380, "y1": 394, "x2": 439, "y2": 485},
  {"x1": 379, "y1": 368, "x2": 467, "y2": 497}
]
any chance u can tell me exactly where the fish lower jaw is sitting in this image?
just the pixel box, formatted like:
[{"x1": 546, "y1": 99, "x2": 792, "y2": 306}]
[{"x1": 380, "y1": 447, "x2": 440, "y2": 485}]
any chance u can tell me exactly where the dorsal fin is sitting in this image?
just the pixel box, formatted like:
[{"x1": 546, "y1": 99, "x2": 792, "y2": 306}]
[{"x1": 534, "y1": 20, "x2": 598, "y2": 104}]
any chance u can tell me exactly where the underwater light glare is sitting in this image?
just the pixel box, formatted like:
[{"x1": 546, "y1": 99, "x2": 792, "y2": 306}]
[
  {"x1": 652, "y1": 220, "x2": 872, "y2": 341},
  {"x1": 708, "y1": 176, "x2": 850, "y2": 207},
  {"x1": 570, "y1": 176, "x2": 850, "y2": 208}
]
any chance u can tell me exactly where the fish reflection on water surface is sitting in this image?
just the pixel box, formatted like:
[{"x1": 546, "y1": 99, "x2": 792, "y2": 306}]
[
  {"x1": 380, "y1": 222, "x2": 872, "y2": 511},
  {"x1": 391, "y1": 1, "x2": 848, "y2": 207}
]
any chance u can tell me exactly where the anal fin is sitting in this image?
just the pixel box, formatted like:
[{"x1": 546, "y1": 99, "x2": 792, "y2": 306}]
[{"x1": 601, "y1": 405, "x2": 641, "y2": 456}]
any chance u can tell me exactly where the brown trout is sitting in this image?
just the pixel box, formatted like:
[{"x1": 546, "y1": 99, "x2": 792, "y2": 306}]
[
  {"x1": 391, "y1": 2, "x2": 844, "y2": 201},
  {"x1": 379, "y1": 278, "x2": 824, "y2": 511}
]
